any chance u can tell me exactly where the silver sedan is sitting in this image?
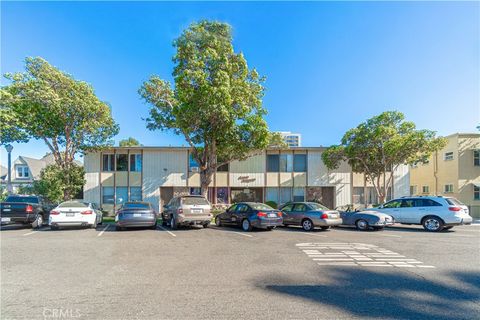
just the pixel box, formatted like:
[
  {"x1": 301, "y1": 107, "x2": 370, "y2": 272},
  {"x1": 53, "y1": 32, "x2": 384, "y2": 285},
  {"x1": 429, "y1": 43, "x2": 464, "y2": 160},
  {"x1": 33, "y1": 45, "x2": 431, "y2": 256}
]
[
  {"x1": 336, "y1": 206, "x2": 394, "y2": 231},
  {"x1": 279, "y1": 202, "x2": 343, "y2": 231}
]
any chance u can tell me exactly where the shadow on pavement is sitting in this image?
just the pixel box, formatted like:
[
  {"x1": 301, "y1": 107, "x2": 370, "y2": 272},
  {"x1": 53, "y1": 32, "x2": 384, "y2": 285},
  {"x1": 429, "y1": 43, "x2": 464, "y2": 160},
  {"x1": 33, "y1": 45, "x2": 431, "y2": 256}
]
[{"x1": 258, "y1": 268, "x2": 480, "y2": 319}]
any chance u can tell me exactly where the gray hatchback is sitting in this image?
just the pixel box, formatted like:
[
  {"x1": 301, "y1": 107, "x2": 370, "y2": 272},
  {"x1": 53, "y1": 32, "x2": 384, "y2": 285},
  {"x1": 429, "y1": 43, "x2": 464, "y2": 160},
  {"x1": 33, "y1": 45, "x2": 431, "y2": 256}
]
[{"x1": 279, "y1": 202, "x2": 342, "y2": 231}]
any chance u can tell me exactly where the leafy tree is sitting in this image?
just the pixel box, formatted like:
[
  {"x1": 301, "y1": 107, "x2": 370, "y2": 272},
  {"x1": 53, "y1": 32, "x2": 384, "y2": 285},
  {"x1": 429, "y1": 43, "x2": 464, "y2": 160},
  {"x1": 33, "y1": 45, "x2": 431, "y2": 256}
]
[
  {"x1": 119, "y1": 137, "x2": 142, "y2": 147},
  {"x1": 32, "y1": 164, "x2": 85, "y2": 203},
  {"x1": 322, "y1": 111, "x2": 446, "y2": 204},
  {"x1": 1, "y1": 57, "x2": 119, "y2": 170},
  {"x1": 139, "y1": 20, "x2": 282, "y2": 196}
]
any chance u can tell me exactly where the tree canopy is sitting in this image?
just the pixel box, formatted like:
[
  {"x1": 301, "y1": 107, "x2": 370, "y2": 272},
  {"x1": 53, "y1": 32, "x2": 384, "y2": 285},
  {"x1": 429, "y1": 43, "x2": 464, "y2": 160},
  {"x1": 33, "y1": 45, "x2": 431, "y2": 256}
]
[
  {"x1": 32, "y1": 164, "x2": 85, "y2": 202},
  {"x1": 322, "y1": 111, "x2": 446, "y2": 204},
  {"x1": 1, "y1": 57, "x2": 119, "y2": 168},
  {"x1": 139, "y1": 20, "x2": 282, "y2": 195},
  {"x1": 119, "y1": 137, "x2": 142, "y2": 147}
]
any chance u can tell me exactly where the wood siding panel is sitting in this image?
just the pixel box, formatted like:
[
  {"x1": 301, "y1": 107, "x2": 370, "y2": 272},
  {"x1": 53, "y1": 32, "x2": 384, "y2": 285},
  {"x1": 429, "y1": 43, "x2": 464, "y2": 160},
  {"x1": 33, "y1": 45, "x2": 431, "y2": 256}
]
[
  {"x1": 229, "y1": 173, "x2": 264, "y2": 187},
  {"x1": 215, "y1": 172, "x2": 228, "y2": 187},
  {"x1": 279, "y1": 173, "x2": 293, "y2": 186},
  {"x1": 230, "y1": 154, "x2": 266, "y2": 173},
  {"x1": 84, "y1": 172, "x2": 100, "y2": 205},
  {"x1": 266, "y1": 173, "x2": 278, "y2": 187},
  {"x1": 101, "y1": 173, "x2": 114, "y2": 186},
  {"x1": 293, "y1": 173, "x2": 307, "y2": 187}
]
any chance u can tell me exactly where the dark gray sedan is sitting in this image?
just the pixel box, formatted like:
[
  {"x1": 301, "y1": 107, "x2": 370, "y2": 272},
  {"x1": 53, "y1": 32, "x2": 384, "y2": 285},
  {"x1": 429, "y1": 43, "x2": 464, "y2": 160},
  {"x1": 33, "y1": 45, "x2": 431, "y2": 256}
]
[
  {"x1": 279, "y1": 202, "x2": 342, "y2": 231},
  {"x1": 215, "y1": 202, "x2": 283, "y2": 231},
  {"x1": 336, "y1": 206, "x2": 394, "y2": 231},
  {"x1": 115, "y1": 202, "x2": 157, "y2": 231}
]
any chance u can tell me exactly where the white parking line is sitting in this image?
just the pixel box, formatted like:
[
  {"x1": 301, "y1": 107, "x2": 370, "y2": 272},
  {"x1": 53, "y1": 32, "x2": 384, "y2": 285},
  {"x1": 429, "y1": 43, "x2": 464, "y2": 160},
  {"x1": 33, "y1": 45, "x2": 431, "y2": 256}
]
[
  {"x1": 97, "y1": 224, "x2": 109, "y2": 237},
  {"x1": 23, "y1": 227, "x2": 47, "y2": 236},
  {"x1": 300, "y1": 232, "x2": 328, "y2": 238},
  {"x1": 377, "y1": 233, "x2": 402, "y2": 238},
  {"x1": 158, "y1": 226, "x2": 177, "y2": 237}
]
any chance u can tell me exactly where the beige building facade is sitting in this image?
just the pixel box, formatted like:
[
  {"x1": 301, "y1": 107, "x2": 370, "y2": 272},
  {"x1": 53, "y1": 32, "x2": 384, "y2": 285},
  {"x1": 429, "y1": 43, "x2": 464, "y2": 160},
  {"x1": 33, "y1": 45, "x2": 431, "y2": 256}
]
[
  {"x1": 410, "y1": 133, "x2": 480, "y2": 218},
  {"x1": 83, "y1": 147, "x2": 410, "y2": 214}
]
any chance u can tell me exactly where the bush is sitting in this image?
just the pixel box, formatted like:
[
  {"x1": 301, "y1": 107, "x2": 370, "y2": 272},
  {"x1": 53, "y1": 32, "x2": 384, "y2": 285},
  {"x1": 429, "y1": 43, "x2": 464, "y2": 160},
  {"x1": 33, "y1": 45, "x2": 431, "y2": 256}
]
[{"x1": 265, "y1": 201, "x2": 277, "y2": 209}]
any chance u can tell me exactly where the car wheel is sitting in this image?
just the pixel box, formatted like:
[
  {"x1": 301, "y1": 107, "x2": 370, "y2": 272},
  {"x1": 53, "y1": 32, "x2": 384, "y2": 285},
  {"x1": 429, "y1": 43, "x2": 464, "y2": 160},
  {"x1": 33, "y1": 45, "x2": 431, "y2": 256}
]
[
  {"x1": 422, "y1": 216, "x2": 444, "y2": 232},
  {"x1": 355, "y1": 219, "x2": 369, "y2": 231},
  {"x1": 98, "y1": 216, "x2": 103, "y2": 225},
  {"x1": 170, "y1": 216, "x2": 178, "y2": 230},
  {"x1": 215, "y1": 216, "x2": 222, "y2": 227},
  {"x1": 320, "y1": 226, "x2": 330, "y2": 230},
  {"x1": 33, "y1": 215, "x2": 44, "y2": 229},
  {"x1": 302, "y1": 219, "x2": 314, "y2": 231},
  {"x1": 242, "y1": 219, "x2": 252, "y2": 232},
  {"x1": 202, "y1": 222, "x2": 209, "y2": 228},
  {"x1": 151, "y1": 223, "x2": 157, "y2": 230},
  {"x1": 266, "y1": 226, "x2": 275, "y2": 231}
]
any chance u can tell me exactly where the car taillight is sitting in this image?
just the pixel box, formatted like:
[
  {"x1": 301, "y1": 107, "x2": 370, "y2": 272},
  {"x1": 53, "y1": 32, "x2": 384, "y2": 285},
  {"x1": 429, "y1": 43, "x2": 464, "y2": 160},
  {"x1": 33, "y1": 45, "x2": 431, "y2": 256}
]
[
  {"x1": 277, "y1": 211, "x2": 282, "y2": 217},
  {"x1": 449, "y1": 207, "x2": 461, "y2": 212},
  {"x1": 177, "y1": 208, "x2": 183, "y2": 214},
  {"x1": 50, "y1": 210, "x2": 60, "y2": 215},
  {"x1": 81, "y1": 210, "x2": 93, "y2": 215},
  {"x1": 320, "y1": 213, "x2": 328, "y2": 219},
  {"x1": 257, "y1": 212, "x2": 267, "y2": 217},
  {"x1": 26, "y1": 205, "x2": 33, "y2": 213}
]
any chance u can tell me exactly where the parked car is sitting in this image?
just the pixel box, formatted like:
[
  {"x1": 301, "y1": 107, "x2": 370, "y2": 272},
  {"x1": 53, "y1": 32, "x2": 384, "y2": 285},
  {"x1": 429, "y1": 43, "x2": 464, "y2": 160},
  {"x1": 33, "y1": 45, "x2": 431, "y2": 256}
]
[
  {"x1": 49, "y1": 201, "x2": 103, "y2": 230},
  {"x1": 278, "y1": 202, "x2": 342, "y2": 231},
  {"x1": 215, "y1": 202, "x2": 283, "y2": 231},
  {"x1": 336, "y1": 206, "x2": 394, "y2": 231},
  {"x1": 0, "y1": 195, "x2": 53, "y2": 228},
  {"x1": 115, "y1": 202, "x2": 157, "y2": 231},
  {"x1": 162, "y1": 195, "x2": 211, "y2": 229},
  {"x1": 374, "y1": 196, "x2": 473, "y2": 232}
]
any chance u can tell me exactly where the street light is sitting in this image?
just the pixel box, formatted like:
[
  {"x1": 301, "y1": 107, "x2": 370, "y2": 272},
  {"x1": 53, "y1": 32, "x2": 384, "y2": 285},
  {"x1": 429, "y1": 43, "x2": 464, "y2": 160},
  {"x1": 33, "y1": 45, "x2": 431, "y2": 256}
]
[{"x1": 5, "y1": 144, "x2": 13, "y2": 194}]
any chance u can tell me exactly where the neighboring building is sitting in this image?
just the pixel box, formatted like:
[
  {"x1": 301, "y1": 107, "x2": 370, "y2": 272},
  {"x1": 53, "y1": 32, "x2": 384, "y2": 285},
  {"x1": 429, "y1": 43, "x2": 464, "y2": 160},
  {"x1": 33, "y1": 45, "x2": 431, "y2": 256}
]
[
  {"x1": 410, "y1": 133, "x2": 480, "y2": 218},
  {"x1": 83, "y1": 146, "x2": 409, "y2": 214},
  {"x1": 0, "y1": 165, "x2": 7, "y2": 183},
  {"x1": 277, "y1": 132, "x2": 302, "y2": 147},
  {"x1": 2, "y1": 154, "x2": 82, "y2": 192}
]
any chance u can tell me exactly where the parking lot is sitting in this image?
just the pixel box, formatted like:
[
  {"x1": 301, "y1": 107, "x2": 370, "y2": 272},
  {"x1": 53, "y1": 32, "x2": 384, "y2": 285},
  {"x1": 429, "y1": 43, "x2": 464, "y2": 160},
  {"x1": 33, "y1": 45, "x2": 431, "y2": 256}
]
[{"x1": 1, "y1": 223, "x2": 479, "y2": 320}]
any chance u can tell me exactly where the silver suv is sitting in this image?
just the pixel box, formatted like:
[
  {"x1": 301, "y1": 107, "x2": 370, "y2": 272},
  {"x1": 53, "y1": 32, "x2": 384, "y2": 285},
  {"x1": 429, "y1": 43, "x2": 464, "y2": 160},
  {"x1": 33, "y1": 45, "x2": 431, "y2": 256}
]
[
  {"x1": 162, "y1": 195, "x2": 212, "y2": 229},
  {"x1": 375, "y1": 196, "x2": 472, "y2": 232}
]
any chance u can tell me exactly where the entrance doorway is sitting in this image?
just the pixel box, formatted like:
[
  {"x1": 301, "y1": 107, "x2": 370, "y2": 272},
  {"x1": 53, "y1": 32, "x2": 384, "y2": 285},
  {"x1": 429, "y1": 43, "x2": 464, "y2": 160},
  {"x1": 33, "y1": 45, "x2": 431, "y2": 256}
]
[{"x1": 160, "y1": 187, "x2": 173, "y2": 213}]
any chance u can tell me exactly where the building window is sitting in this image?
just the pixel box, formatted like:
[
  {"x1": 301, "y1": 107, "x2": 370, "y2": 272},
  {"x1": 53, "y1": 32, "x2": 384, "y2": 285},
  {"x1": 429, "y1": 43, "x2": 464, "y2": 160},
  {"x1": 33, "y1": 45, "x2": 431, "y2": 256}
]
[
  {"x1": 266, "y1": 187, "x2": 279, "y2": 206},
  {"x1": 116, "y1": 154, "x2": 128, "y2": 171},
  {"x1": 217, "y1": 163, "x2": 229, "y2": 172},
  {"x1": 474, "y1": 186, "x2": 480, "y2": 200},
  {"x1": 422, "y1": 186, "x2": 430, "y2": 194},
  {"x1": 189, "y1": 154, "x2": 200, "y2": 172},
  {"x1": 410, "y1": 185, "x2": 417, "y2": 196},
  {"x1": 102, "y1": 154, "x2": 114, "y2": 172},
  {"x1": 267, "y1": 155, "x2": 279, "y2": 172},
  {"x1": 444, "y1": 152, "x2": 454, "y2": 161},
  {"x1": 293, "y1": 154, "x2": 307, "y2": 172},
  {"x1": 115, "y1": 187, "x2": 128, "y2": 204},
  {"x1": 474, "y1": 150, "x2": 480, "y2": 166},
  {"x1": 130, "y1": 154, "x2": 142, "y2": 172},
  {"x1": 190, "y1": 188, "x2": 201, "y2": 195},
  {"x1": 279, "y1": 187, "x2": 292, "y2": 205},
  {"x1": 130, "y1": 187, "x2": 142, "y2": 201},
  {"x1": 352, "y1": 187, "x2": 364, "y2": 205},
  {"x1": 102, "y1": 187, "x2": 114, "y2": 204},
  {"x1": 279, "y1": 154, "x2": 293, "y2": 172},
  {"x1": 293, "y1": 187, "x2": 305, "y2": 202},
  {"x1": 216, "y1": 187, "x2": 229, "y2": 204},
  {"x1": 16, "y1": 166, "x2": 29, "y2": 178},
  {"x1": 444, "y1": 184, "x2": 454, "y2": 193}
]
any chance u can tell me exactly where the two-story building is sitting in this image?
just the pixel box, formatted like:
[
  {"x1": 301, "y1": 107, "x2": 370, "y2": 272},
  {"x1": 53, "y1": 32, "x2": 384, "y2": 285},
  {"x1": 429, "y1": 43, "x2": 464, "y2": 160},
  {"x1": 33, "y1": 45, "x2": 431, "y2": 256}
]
[
  {"x1": 83, "y1": 147, "x2": 410, "y2": 214},
  {"x1": 410, "y1": 133, "x2": 480, "y2": 218}
]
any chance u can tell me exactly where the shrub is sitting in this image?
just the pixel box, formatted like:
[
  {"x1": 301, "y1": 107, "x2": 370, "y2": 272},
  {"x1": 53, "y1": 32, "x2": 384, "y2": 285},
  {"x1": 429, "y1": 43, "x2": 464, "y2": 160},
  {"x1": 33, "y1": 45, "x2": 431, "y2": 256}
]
[{"x1": 265, "y1": 201, "x2": 277, "y2": 209}]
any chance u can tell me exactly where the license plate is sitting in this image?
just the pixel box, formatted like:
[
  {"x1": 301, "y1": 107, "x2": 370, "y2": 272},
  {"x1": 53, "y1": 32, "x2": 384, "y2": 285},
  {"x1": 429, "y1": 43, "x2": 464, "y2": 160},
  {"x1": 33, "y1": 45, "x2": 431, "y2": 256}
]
[
  {"x1": 134, "y1": 213, "x2": 141, "y2": 217},
  {"x1": 66, "y1": 213, "x2": 75, "y2": 217},
  {"x1": 3, "y1": 208, "x2": 11, "y2": 212},
  {"x1": 268, "y1": 213, "x2": 277, "y2": 218},
  {"x1": 1, "y1": 217, "x2": 11, "y2": 222},
  {"x1": 192, "y1": 209, "x2": 202, "y2": 214}
]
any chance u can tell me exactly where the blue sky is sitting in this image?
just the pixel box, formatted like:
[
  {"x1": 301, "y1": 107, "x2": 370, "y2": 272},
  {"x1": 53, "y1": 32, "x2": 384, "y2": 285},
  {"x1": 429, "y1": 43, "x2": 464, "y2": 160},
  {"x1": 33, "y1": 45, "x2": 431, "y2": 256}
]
[{"x1": 1, "y1": 1, "x2": 479, "y2": 166}]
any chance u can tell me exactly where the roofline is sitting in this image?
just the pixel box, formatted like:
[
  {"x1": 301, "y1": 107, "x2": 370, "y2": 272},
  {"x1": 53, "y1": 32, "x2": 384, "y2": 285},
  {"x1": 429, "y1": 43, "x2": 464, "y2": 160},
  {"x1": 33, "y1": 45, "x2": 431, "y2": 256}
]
[
  {"x1": 443, "y1": 132, "x2": 480, "y2": 138},
  {"x1": 88, "y1": 146, "x2": 328, "y2": 152}
]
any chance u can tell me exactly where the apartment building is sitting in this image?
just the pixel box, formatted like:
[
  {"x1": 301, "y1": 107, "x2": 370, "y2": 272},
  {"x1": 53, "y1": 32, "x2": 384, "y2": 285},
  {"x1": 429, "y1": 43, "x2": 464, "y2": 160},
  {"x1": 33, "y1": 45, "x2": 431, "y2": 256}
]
[
  {"x1": 277, "y1": 132, "x2": 302, "y2": 147},
  {"x1": 410, "y1": 133, "x2": 480, "y2": 218},
  {"x1": 83, "y1": 146, "x2": 409, "y2": 214}
]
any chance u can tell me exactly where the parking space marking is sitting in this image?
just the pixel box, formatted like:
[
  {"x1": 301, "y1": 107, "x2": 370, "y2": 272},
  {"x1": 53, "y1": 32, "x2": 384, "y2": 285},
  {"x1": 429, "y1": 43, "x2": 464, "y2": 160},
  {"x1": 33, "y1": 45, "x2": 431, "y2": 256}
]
[
  {"x1": 97, "y1": 224, "x2": 109, "y2": 237},
  {"x1": 158, "y1": 225, "x2": 177, "y2": 237},
  {"x1": 297, "y1": 242, "x2": 435, "y2": 268},
  {"x1": 22, "y1": 227, "x2": 48, "y2": 236},
  {"x1": 300, "y1": 232, "x2": 328, "y2": 238},
  {"x1": 208, "y1": 226, "x2": 254, "y2": 237},
  {"x1": 376, "y1": 233, "x2": 402, "y2": 238}
]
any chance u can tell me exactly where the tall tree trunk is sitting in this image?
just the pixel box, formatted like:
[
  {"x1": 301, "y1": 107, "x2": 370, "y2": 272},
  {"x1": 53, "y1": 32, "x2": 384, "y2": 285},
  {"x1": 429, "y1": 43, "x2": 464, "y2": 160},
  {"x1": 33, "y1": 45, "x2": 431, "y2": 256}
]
[{"x1": 200, "y1": 168, "x2": 213, "y2": 198}]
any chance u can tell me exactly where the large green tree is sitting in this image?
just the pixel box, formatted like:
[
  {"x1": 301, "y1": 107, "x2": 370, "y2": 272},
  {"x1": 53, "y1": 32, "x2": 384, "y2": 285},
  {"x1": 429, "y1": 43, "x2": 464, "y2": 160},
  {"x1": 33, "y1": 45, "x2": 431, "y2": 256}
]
[
  {"x1": 322, "y1": 111, "x2": 446, "y2": 204},
  {"x1": 139, "y1": 21, "x2": 282, "y2": 196},
  {"x1": 32, "y1": 164, "x2": 85, "y2": 203},
  {"x1": 119, "y1": 137, "x2": 142, "y2": 147},
  {"x1": 1, "y1": 57, "x2": 119, "y2": 173}
]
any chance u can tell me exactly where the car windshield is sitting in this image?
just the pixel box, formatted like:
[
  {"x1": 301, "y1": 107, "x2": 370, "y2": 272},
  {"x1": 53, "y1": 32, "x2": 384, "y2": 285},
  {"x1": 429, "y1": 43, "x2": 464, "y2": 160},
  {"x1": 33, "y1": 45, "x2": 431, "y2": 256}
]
[
  {"x1": 123, "y1": 203, "x2": 150, "y2": 209},
  {"x1": 58, "y1": 202, "x2": 88, "y2": 208},
  {"x1": 5, "y1": 196, "x2": 39, "y2": 203},
  {"x1": 250, "y1": 203, "x2": 274, "y2": 210},
  {"x1": 446, "y1": 198, "x2": 465, "y2": 206},
  {"x1": 182, "y1": 197, "x2": 209, "y2": 205},
  {"x1": 309, "y1": 203, "x2": 330, "y2": 210}
]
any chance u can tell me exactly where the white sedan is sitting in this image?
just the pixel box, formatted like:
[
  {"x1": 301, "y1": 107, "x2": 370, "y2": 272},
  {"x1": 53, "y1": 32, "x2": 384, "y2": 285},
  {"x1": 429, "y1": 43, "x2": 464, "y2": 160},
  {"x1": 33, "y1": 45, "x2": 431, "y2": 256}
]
[{"x1": 49, "y1": 201, "x2": 103, "y2": 230}]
